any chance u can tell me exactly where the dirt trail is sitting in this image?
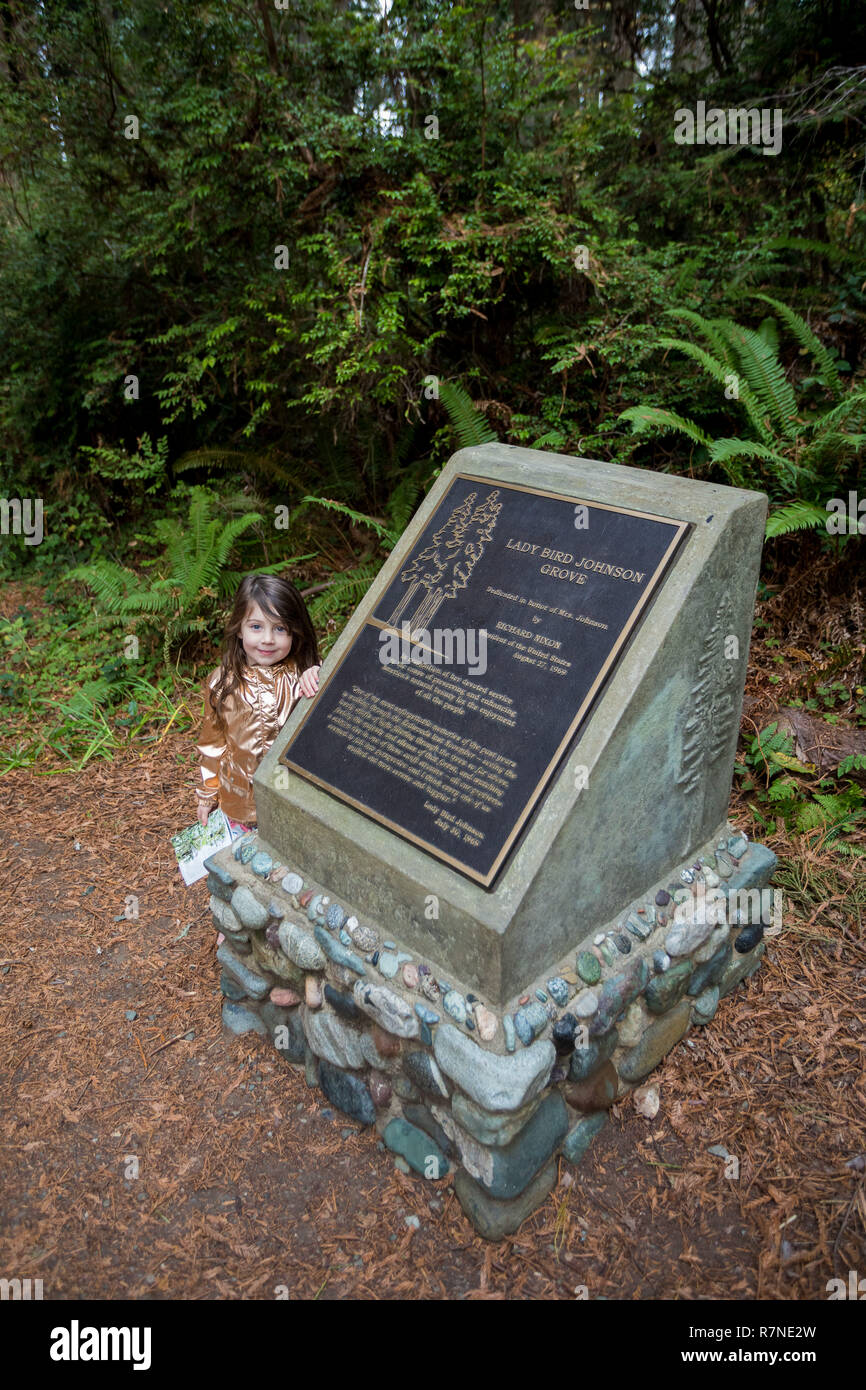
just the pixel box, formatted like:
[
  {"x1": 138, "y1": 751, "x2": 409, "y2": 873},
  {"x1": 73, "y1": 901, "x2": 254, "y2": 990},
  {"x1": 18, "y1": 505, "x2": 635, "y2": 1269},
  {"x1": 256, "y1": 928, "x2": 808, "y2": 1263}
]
[{"x1": 0, "y1": 737, "x2": 863, "y2": 1300}]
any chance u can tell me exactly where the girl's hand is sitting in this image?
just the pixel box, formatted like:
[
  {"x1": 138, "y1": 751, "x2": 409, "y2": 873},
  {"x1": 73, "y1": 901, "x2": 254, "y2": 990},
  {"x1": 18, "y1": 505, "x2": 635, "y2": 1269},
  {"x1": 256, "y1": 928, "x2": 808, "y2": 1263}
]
[
  {"x1": 197, "y1": 802, "x2": 213, "y2": 827},
  {"x1": 298, "y1": 664, "x2": 321, "y2": 698}
]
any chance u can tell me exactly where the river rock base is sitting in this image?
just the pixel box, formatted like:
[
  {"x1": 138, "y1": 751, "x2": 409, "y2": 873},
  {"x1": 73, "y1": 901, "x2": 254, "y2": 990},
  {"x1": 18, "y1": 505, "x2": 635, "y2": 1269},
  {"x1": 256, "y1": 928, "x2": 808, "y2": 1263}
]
[{"x1": 205, "y1": 825, "x2": 776, "y2": 1240}]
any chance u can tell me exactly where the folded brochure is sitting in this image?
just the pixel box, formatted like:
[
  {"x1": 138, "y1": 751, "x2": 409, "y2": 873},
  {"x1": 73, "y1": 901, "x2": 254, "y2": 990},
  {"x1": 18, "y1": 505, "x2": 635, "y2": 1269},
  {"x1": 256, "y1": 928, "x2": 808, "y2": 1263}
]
[{"x1": 171, "y1": 809, "x2": 246, "y2": 885}]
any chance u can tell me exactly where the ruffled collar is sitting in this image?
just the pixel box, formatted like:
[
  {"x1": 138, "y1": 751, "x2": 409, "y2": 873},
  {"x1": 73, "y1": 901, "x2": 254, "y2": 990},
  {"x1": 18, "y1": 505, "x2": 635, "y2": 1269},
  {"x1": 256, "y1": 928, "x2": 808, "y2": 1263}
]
[{"x1": 242, "y1": 657, "x2": 298, "y2": 681}]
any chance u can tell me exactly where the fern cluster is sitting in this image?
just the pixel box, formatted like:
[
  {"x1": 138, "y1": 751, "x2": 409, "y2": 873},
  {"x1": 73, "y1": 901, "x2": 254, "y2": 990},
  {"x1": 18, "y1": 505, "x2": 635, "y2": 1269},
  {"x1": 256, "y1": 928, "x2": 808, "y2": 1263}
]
[
  {"x1": 69, "y1": 489, "x2": 309, "y2": 666},
  {"x1": 736, "y1": 721, "x2": 864, "y2": 851},
  {"x1": 79, "y1": 434, "x2": 170, "y2": 497},
  {"x1": 618, "y1": 295, "x2": 864, "y2": 541},
  {"x1": 165, "y1": 381, "x2": 495, "y2": 652}
]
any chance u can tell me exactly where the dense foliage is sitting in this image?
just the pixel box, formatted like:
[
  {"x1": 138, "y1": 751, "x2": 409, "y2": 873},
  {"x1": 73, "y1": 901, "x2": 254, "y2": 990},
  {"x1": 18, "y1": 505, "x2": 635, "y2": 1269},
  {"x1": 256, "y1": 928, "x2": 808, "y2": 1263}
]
[
  {"x1": 1, "y1": 0, "x2": 864, "y2": 571},
  {"x1": 0, "y1": 3, "x2": 864, "y2": 844}
]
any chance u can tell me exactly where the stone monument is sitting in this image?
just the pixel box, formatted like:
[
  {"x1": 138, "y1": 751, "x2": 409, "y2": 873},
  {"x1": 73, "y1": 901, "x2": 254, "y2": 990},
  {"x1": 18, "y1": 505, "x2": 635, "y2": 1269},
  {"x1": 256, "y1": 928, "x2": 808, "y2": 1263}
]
[{"x1": 204, "y1": 443, "x2": 778, "y2": 1239}]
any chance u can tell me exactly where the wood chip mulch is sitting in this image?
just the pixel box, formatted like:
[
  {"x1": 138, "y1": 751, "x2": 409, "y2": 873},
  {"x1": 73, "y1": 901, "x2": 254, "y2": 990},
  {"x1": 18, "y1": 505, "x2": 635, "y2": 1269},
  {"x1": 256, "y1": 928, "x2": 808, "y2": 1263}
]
[{"x1": 0, "y1": 734, "x2": 863, "y2": 1301}]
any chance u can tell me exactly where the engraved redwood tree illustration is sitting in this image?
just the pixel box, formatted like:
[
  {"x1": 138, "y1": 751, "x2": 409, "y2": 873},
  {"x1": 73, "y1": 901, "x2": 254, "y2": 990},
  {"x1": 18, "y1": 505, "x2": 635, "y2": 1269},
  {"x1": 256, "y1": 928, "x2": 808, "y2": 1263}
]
[
  {"x1": 388, "y1": 489, "x2": 503, "y2": 632},
  {"x1": 387, "y1": 491, "x2": 477, "y2": 627}
]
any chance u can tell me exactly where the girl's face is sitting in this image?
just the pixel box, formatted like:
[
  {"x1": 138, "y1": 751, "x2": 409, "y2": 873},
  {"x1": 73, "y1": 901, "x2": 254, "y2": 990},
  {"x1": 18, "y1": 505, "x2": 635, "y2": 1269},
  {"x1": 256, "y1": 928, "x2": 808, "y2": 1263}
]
[{"x1": 240, "y1": 601, "x2": 293, "y2": 667}]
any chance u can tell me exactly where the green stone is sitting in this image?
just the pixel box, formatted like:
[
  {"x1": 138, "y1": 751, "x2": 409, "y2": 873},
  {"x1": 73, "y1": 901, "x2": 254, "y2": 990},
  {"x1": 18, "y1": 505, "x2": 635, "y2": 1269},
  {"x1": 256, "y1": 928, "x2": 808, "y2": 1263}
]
[
  {"x1": 393, "y1": 1074, "x2": 420, "y2": 1102},
  {"x1": 617, "y1": 999, "x2": 691, "y2": 1082},
  {"x1": 480, "y1": 1092, "x2": 568, "y2": 1200},
  {"x1": 230, "y1": 885, "x2": 269, "y2": 931},
  {"x1": 402, "y1": 1104, "x2": 455, "y2": 1160},
  {"x1": 304, "y1": 1046, "x2": 319, "y2": 1088},
  {"x1": 259, "y1": 1002, "x2": 305, "y2": 1061},
  {"x1": 433, "y1": 1026, "x2": 554, "y2": 1112},
  {"x1": 204, "y1": 856, "x2": 236, "y2": 888},
  {"x1": 599, "y1": 940, "x2": 617, "y2": 967},
  {"x1": 206, "y1": 872, "x2": 234, "y2": 902},
  {"x1": 687, "y1": 943, "x2": 731, "y2": 996},
  {"x1": 719, "y1": 940, "x2": 766, "y2": 997},
  {"x1": 383, "y1": 1118, "x2": 450, "y2": 1179},
  {"x1": 221, "y1": 1001, "x2": 267, "y2": 1036},
  {"x1": 589, "y1": 957, "x2": 649, "y2": 1037},
  {"x1": 216, "y1": 942, "x2": 269, "y2": 999},
  {"x1": 577, "y1": 951, "x2": 601, "y2": 985},
  {"x1": 314, "y1": 925, "x2": 367, "y2": 976},
  {"x1": 692, "y1": 985, "x2": 720, "y2": 1024},
  {"x1": 562, "y1": 1111, "x2": 608, "y2": 1165},
  {"x1": 249, "y1": 933, "x2": 304, "y2": 987},
  {"x1": 319, "y1": 1060, "x2": 375, "y2": 1126},
  {"x1": 451, "y1": 1091, "x2": 541, "y2": 1148},
  {"x1": 402, "y1": 1050, "x2": 450, "y2": 1099},
  {"x1": 454, "y1": 1159, "x2": 557, "y2": 1240},
  {"x1": 219, "y1": 970, "x2": 246, "y2": 1002},
  {"x1": 644, "y1": 960, "x2": 691, "y2": 1014},
  {"x1": 569, "y1": 1026, "x2": 619, "y2": 1081}
]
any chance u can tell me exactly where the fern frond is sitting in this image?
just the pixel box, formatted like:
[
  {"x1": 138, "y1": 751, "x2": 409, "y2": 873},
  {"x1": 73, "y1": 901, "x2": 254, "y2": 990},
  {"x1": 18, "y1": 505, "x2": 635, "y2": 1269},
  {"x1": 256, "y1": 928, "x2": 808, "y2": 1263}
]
[
  {"x1": 618, "y1": 405, "x2": 711, "y2": 446},
  {"x1": 760, "y1": 235, "x2": 859, "y2": 264},
  {"x1": 812, "y1": 387, "x2": 866, "y2": 431},
  {"x1": 707, "y1": 437, "x2": 814, "y2": 490},
  {"x1": 657, "y1": 334, "x2": 774, "y2": 443},
  {"x1": 68, "y1": 562, "x2": 135, "y2": 612},
  {"x1": 211, "y1": 513, "x2": 264, "y2": 571},
  {"x1": 307, "y1": 561, "x2": 382, "y2": 629},
  {"x1": 752, "y1": 294, "x2": 842, "y2": 397},
  {"x1": 301, "y1": 495, "x2": 396, "y2": 543},
  {"x1": 813, "y1": 790, "x2": 864, "y2": 823},
  {"x1": 385, "y1": 476, "x2": 421, "y2": 540},
  {"x1": 663, "y1": 309, "x2": 737, "y2": 369},
  {"x1": 764, "y1": 500, "x2": 831, "y2": 539},
  {"x1": 707, "y1": 438, "x2": 791, "y2": 467},
  {"x1": 234, "y1": 557, "x2": 317, "y2": 588},
  {"x1": 718, "y1": 323, "x2": 799, "y2": 438},
  {"x1": 756, "y1": 316, "x2": 779, "y2": 356},
  {"x1": 750, "y1": 723, "x2": 794, "y2": 757},
  {"x1": 393, "y1": 422, "x2": 420, "y2": 467},
  {"x1": 438, "y1": 380, "x2": 498, "y2": 447},
  {"x1": 794, "y1": 801, "x2": 827, "y2": 832},
  {"x1": 531, "y1": 429, "x2": 568, "y2": 450},
  {"x1": 175, "y1": 447, "x2": 294, "y2": 486},
  {"x1": 767, "y1": 777, "x2": 799, "y2": 802}
]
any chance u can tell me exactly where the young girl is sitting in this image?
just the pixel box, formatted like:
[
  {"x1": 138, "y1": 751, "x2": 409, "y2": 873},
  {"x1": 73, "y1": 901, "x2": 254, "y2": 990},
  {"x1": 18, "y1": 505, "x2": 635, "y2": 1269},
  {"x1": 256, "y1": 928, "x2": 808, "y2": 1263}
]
[{"x1": 195, "y1": 574, "x2": 321, "y2": 831}]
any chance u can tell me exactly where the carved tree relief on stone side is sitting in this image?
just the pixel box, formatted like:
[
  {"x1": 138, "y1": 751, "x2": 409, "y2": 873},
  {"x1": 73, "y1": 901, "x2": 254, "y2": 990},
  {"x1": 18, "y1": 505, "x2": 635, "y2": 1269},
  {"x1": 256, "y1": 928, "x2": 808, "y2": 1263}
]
[{"x1": 676, "y1": 592, "x2": 741, "y2": 796}]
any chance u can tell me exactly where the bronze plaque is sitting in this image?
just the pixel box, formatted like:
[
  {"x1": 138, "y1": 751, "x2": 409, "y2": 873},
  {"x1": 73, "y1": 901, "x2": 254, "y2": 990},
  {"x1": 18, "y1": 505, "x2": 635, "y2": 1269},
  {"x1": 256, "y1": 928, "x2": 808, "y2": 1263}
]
[{"x1": 282, "y1": 474, "x2": 690, "y2": 886}]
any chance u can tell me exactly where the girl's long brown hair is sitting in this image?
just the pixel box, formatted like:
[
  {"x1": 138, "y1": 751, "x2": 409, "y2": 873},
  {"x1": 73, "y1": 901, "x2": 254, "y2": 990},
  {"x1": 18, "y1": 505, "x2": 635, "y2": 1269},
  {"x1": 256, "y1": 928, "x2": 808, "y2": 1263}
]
[{"x1": 210, "y1": 575, "x2": 320, "y2": 730}]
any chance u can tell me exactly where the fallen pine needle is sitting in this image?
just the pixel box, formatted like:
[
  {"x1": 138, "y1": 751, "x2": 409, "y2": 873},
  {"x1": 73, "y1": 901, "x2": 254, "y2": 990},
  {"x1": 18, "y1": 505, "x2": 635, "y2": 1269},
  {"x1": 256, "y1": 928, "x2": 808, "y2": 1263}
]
[{"x1": 149, "y1": 1032, "x2": 191, "y2": 1056}]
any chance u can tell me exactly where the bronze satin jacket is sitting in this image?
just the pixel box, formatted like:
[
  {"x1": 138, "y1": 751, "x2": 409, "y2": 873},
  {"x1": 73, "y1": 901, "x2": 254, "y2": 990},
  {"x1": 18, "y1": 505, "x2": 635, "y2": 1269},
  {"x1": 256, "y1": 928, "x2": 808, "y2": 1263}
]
[{"x1": 195, "y1": 659, "x2": 302, "y2": 825}]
